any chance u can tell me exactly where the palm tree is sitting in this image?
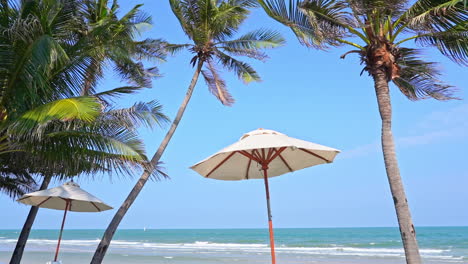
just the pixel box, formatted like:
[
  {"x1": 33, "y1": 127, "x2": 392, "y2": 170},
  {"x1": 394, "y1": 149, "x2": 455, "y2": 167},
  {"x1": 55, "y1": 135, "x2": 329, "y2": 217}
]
[
  {"x1": 6, "y1": 97, "x2": 168, "y2": 264},
  {"x1": 0, "y1": 0, "x2": 163, "y2": 198},
  {"x1": 258, "y1": 0, "x2": 466, "y2": 263},
  {"x1": 0, "y1": 0, "x2": 166, "y2": 197},
  {"x1": 0, "y1": 1, "x2": 167, "y2": 263},
  {"x1": 90, "y1": 1, "x2": 285, "y2": 262}
]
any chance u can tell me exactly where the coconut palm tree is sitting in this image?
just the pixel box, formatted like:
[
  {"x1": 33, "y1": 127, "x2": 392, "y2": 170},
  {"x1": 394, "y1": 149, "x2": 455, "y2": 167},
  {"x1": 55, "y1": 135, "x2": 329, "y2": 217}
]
[
  {"x1": 90, "y1": 1, "x2": 285, "y2": 262},
  {"x1": 0, "y1": 0, "x2": 166, "y2": 197},
  {"x1": 257, "y1": 0, "x2": 466, "y2": 263},
  {"x1": 0, "y1": 0, "x2": 163, "y2": 198},
  {"x1": 0, "y1": 1, "x2": 167, "y2": 263},
  {"x1": 6, "y1": 97, "x2": 168, "y2": 264}
]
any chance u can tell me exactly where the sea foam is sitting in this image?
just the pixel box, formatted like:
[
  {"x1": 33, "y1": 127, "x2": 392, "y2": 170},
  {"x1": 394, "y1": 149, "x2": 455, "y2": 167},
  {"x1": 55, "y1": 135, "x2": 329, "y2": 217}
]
[{"x1": 0, "y1": 238, "x2": 460, "y2": 261}]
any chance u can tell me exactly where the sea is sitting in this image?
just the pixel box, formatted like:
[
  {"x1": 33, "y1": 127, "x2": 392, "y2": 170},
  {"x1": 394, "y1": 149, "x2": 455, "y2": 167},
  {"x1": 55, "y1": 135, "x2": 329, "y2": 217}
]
[{"x1": 0, "y1": 227, "x2": 467, "y2": 264}]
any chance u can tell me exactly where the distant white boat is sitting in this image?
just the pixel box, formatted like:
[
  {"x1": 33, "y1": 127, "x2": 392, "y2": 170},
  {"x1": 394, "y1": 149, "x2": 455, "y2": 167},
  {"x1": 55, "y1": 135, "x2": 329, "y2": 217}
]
[{"x1": 143, "y1": 227, "x2": 147, "y2": 232}]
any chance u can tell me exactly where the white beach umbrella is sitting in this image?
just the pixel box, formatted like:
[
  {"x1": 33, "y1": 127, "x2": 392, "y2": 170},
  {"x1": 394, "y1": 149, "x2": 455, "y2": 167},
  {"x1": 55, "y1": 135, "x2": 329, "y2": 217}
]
[
  {"x1": 191, "y1": 128, "x2": 340, "y2": 264},
  {"x1": 17, "y1": 181, "x2": 112, "y2": 263}
]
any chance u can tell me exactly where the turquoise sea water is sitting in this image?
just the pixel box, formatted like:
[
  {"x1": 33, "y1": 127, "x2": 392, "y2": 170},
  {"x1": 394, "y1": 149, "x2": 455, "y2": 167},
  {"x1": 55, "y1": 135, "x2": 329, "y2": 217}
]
[{"x1": 0, "y1": 227, "x2": 467, "y2": 263}]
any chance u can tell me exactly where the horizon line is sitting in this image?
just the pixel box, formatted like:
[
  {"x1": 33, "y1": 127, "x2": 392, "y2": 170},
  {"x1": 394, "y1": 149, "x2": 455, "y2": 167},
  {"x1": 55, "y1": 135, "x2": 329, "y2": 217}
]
[{"x1": 1, "y1": 225, "x2": 467, "y2": 230}]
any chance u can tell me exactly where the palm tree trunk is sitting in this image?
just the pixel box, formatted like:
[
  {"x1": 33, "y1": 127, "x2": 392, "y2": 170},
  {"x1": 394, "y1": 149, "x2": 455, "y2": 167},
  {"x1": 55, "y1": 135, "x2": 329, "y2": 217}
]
[
  {"x1": 9, "y1": 174, "x2": 52, "y2": 264},
  {"x1": 90, "y1": 60, "x2": 204, "y2": 264},
  {"x1": 373, "y1": 70, "x2": 422, "y2": 264}
]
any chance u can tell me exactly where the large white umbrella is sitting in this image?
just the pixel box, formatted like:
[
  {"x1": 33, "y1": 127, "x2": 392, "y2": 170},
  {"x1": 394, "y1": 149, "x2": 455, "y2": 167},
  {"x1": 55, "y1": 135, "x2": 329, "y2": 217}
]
[
  {"x1": 17, "y1": 181, "x2": 112, "y2": 263},
  {"x1": 191, "y1": 128, "x2": 340, "y2": 264}
]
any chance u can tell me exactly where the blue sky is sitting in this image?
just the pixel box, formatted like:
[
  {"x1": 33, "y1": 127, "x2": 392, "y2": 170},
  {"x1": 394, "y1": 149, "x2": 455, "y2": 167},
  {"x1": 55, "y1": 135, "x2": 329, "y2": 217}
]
[{"x1": 1, "y1": 0, "x2": 467, "y2": 230}]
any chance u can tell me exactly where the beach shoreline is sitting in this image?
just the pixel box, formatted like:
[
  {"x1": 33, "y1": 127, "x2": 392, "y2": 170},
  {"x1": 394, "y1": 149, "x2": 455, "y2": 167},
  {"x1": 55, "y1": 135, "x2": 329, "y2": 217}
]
[{"x1": 0, "y1": 251, "x2": 437, "y2": 264}]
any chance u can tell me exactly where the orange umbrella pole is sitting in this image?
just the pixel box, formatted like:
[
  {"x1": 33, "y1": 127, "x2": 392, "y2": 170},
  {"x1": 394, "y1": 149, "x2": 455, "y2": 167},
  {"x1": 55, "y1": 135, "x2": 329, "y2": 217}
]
[
  {"x1": 262, "y1": 166, "x2": 276, "y2": 264},
  {"x1": 54, "y1": 200, "x2": 70, "y2": 262}
]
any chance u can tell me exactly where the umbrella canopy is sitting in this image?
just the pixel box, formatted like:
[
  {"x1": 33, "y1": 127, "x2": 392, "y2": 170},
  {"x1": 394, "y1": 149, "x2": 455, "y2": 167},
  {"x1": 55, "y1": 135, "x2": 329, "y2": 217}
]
[
  {"x1": 191, "y1": 128, "x2": 340, "y2": 180},
  {"x1": 190, "y1": 128, "x2": 340, "y2": 264},
  {"x1": 18, "y1": 181, "x2": 112, "y2": 212}
]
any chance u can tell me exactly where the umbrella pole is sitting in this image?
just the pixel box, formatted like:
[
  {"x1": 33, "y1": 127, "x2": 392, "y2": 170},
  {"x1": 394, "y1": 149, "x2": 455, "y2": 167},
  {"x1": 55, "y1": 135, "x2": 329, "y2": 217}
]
[
  {"x1": 54, "y1": 200, "x2": 69, "y2": 262},
  {"x1": 262, "y1": 166, "x2": 276, "y2": 264}
]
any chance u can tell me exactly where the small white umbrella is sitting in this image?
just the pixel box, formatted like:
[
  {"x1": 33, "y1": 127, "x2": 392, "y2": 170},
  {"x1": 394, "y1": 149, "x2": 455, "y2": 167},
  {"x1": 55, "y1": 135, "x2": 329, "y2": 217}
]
[
  {"x1": 17, "y1": 181, "x2": 112, "y2": 263},
  {"x1": 191, "y1": 128, "x2": 340, "y2": 264}
]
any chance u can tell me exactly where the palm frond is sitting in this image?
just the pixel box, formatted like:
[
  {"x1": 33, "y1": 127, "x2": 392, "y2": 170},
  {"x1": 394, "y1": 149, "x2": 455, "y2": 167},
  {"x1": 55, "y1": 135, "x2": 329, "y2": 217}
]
[
  {"x1": 415, "y1": 22, "x2": 468, "y2": 65},
  {"x1": 46, "y1": 127, "x2": 146, "y2": 162},
  {"x1": 1, "y1": 33, "x2": 72, "y2": 111},
  {"x1": 0, "y1": 134, "x2": 22, "y2": 155},
  {"x1": 258, "y1": 0, "x2": 324, "y2": 47},
  {"x1": 112, "y1": 58, "x2": 152, "y2": 87},
  {"x1": 216, "y1": 28, "x2": 285, "y2": 51},
  {"x1": 399, "y1": 0, "x2": 467, "y2": 32},
  {"x1": 134, "y1": 39, "x2": 167, "y2": 62},
  {"x1": 94, "y1": 86, "x2": 146, "y2": 102},
  {"x1": 169, "y1": 0, "x2": 193, "y2": 37},
  {"x1": 210, "y1": 0, "x2": 252, "y2": 40},
  {"x1": 0, "y1": 175, "x2": 36, "y2": 199},
  {"x1": 229, "y1": 0, "x2": 259, "y2": 8},
  {"x1": 392, "y1": 48, "x2": 456, "y2": 100},
  {"x1": 6, "y1": 97, "x2": 101, "y2": 136},
  {"x1": 13, "y1": 129, "x2": 147, "y2": 180},
  {"x1": 164, "y1": 43, "x2": 193, "y2": 55},
  {"x1": 145, "y1": 161, "x2": 169, "y2": 181},
  {"x1": 217, "y1": 46, "x2": 269, "y2": 60},
  {"x1": 202, "y1": 60, "x2": 235, "y2": 106},
  {"x1": 102, "y1": 101, "x2": 169, "y2": 130},
  {"x1": 300, "y1": 0, "x2": 355, "y2": 44},
  {"x1": 346, "y1": 0, "x2": 408, "y2": 17},
  {"x1": 125, "y1": 5, "x2": 153, "y2": 34},
  {"x1": 215, "y1": 29, "x2": 285, "y2": 60},
  {"x1": 216, "y1": 51, "x2": 261, "y2": 83}
]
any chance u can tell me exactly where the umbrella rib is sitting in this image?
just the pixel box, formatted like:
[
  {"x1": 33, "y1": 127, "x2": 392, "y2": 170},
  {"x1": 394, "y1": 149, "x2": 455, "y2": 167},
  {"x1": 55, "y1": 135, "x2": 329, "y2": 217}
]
[
  {"x1": 299, "y1": 148, "x2": 331, "y2": 163},
  {"x1": 278, "y1": 153, "x2": 293, "y2": 172},
  {"x1": 245, "y1": 152, "x2": 253, "y2": 179},
  {"x1": 239, "y1": 150, "x2": 262, "y2": 163},
  {"x1": 60, "y1": 198, "x2": 71, "y2": 211},
  {"x1": 266, "y1": 148, "x2": 275, "y2": 161},
  {"x1": 37, "y1": 197, "x2": 51, "y2": 207},
  {"x1": 206, "y1": 152, "x2": 237, "y2": 178},
  {"x1": 252, "y1": 149, "x2": 262, "y2": 161},
  {"x1": 90, "y1": 202, "x2": 101, "y2": 212},
  {"x1": 267, "y1": 147, "x2": 287, "y2": 164}
]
